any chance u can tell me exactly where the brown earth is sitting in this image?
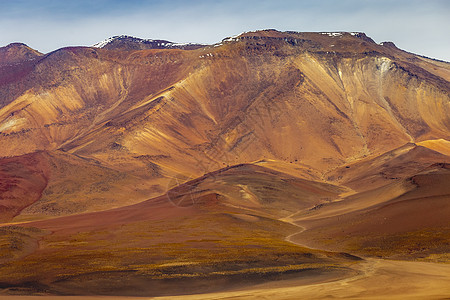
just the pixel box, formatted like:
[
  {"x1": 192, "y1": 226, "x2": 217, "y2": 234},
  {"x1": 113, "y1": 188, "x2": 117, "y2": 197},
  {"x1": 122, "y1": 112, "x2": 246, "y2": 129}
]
[
  {"x1": 0, "y1": 152, "x2": 49, "y2": 222},
  {"x1": 0, "y1": 166, "x2": 359, "y2": 296},
  {"x1": 0, "y1": 30, "x2": 449, "y2": 298}
]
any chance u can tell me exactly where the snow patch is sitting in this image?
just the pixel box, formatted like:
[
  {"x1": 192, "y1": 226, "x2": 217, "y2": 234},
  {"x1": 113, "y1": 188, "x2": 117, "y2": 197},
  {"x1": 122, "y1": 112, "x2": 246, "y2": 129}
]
[
  {"x1": 92, "y1": 36, "x2": 117, "y2": 48},
  {"x1": 223, "y1": 37, "x2": 240, "y2": 42},
  {"x1": 222, "y1": 31, "x2": 251, "y2": 42},
  {"x1": 320, "y1": 32, "x2": 343, "y2": 37},
  {"x1": 320, "y1": 32, "x2": 361, "y2": 37},
  {"x1": 92, "y1": 35, "x2": 202, "y2": 49},
  {"x1": 92, "y1": 35, "x2": 156, "y2": 48}
]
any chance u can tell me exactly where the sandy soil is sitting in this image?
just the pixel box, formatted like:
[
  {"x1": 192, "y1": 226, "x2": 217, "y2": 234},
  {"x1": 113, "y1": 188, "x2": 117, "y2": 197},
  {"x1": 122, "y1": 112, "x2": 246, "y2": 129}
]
[
  {"x1": 3, "y1": 205, "x2": 450, "y2": 300},
  {"x1": 2, "y1": 163, "x2": 449, "y2": 299},
  {"x1": 2, "y1": 259, "x2": 449, "y2": 300},
  {"x1": 149, "y1": 259, "x2": 450, "y2": 300}
]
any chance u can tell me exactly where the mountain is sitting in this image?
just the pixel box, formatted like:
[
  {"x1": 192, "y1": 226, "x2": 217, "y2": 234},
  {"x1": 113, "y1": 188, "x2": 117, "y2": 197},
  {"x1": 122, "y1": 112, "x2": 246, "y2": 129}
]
[
  {"x1": 0, "y1": 30, "x2": 449, "y2": 297},
  {"x1": 0, "y1": 43, "x2": 42, "y2": 66},
  {"x1": 93, "y1": 35, "x2": 206, "y2": 51}
]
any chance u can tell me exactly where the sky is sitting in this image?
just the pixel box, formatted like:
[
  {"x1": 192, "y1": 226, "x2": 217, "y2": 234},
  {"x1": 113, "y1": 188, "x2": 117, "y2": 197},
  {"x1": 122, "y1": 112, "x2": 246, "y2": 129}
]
[{"x1": 0, "y1": 0, "x2": 449, "y2": 61}]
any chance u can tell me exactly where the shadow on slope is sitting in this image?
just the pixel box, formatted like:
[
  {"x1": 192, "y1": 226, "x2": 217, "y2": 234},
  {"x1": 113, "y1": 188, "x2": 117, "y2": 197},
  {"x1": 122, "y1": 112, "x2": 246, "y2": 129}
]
[
  {"x1": 2, "y1": 150, "x2": 165, "y2": 223},
  {"x1": 0, "y1": 164, "x2": 357, "y2": 296},
  {"x1": 293, "y1": 163, "x2": 450, "y2": 261}
]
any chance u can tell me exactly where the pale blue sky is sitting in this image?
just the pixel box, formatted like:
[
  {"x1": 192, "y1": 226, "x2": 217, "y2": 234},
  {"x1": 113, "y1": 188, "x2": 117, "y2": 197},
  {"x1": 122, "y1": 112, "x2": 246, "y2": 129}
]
[{"x1": 0, "y1": 0, "x2": 449, "y2": 61}]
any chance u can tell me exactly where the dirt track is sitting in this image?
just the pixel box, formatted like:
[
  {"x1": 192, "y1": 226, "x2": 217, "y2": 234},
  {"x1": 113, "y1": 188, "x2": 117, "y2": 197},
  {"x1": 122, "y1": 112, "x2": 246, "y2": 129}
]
[{"x1": 3, "y1": 210, "x2": 450, "y2": 300}]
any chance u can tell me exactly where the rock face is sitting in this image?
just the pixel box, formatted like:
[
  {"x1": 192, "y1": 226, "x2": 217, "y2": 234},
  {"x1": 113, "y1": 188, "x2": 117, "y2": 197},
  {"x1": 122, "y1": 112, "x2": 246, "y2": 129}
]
[
  {"x1": 1, "y1": 30, "x2": 449, "y2": 177},
  {"x1": 0, "y1": 30, "x2": 449, "y2": 296},
  {"x1": 0, "y1": 27, "x2": 449, "y2": 222}
]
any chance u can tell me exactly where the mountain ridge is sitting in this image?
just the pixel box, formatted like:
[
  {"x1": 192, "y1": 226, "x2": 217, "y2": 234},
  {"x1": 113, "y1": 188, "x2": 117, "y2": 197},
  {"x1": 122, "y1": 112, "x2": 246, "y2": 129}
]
[
  {"x1": 2, "y1": 29, "x2": 449, "y2": 62},
  {"x1": 92, "y1": 34, "x2": 206, "y2": 51},
  {"x1": 0, "y1": 29, "x2": 449, "y2": 297},
  {"x1": 1, "y1": 30, "x2": 449, "y2": 172}
]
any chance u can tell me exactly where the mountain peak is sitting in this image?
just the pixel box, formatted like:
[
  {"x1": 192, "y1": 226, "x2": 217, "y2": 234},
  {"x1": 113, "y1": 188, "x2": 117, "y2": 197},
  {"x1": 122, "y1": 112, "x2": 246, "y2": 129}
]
[
  {"x1": 0, "y1": 42, "x2": 42, "y2": 65},
  {"x1": 92, "y1": 35, "x2": 205, "y2": 51},
  {"x1": 6, "y1": 42, "x2": 31, "y2": 48},
  {"x1": 379, "y1": 41, "x2": 397, "y2": 48},
  {"x1": 0, "y1": 29, "x2": 449, "y2": 298},
  {"x1": 220, "y1": 29, "x2": 375, "y2": 44},
  {"x1": 216, "y1": 30, "x2": 395, "y2": 58}
]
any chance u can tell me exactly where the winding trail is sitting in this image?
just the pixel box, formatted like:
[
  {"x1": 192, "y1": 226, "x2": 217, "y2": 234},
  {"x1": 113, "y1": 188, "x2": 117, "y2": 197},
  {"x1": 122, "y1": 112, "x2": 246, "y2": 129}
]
[
  {"x1": 148, "y1": 210, "x2": 450, "y2": 299},
  {"x1": 3, "y1": 209, "x2": 450, "y2": 300},
  {"x1": 279, "y1": 211, "x2": 384, "y2": 291}
]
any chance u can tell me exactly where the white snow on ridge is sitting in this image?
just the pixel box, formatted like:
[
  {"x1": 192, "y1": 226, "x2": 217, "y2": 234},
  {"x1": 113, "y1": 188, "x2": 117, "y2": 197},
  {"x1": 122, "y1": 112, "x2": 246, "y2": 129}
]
[
  {"x1": 320, "y1": 32, "x2": 343, "y2": 37},
  {"x1": 92, "y1": 35, "x2": 158, "y2": 48},
  {"x1": 223, "y1": 37, "x2": 240, "y2": 42},
  {"x1": 170, "y1": 42, "x2": 200, "y2": 47},
  {"x1": 320, "y1": 32, "x2": 362, "y2": 37},
  {"x1": 92, "y1": 35, "x2": 202, "y2": 49},
  {"x1": 222, "y1": 31, "x2": 252, "y2": 42},
  {"x1": 92, "y1": 36, "x2": 117, "y2": 48}
]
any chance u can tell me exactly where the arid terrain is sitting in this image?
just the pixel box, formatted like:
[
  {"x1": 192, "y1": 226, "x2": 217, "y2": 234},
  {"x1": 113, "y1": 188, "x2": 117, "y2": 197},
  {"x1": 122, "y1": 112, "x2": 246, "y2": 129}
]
[{"x1": 0, "y1": 30, "x2": 449, "y2": 299}]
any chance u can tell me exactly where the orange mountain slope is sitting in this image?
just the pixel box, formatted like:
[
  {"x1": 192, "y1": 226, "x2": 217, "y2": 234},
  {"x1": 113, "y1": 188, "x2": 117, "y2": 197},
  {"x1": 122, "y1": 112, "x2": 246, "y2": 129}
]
[{"x1": 0, "y1": 30, "x2": 449, "y2": 297}]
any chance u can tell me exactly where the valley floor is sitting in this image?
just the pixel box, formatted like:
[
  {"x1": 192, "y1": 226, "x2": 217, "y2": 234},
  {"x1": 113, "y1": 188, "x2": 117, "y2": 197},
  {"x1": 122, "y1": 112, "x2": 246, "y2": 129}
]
[
  {"x1": 154, "y1": 259, "x2": 450, "y2": 300},
  {"x1": 1, "y1": 150, "x2": 449, "y2": 299},
  {"x1": 2, "y1": 258, "x2": 450, "y2": 299}
]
